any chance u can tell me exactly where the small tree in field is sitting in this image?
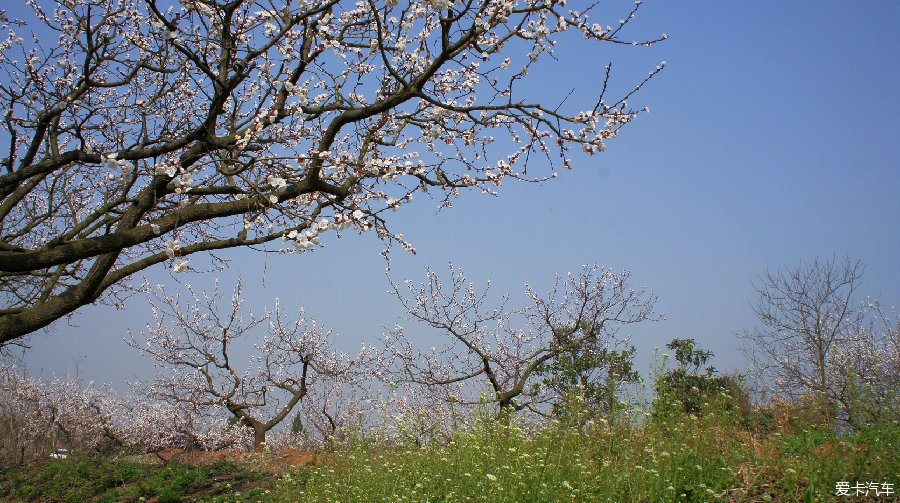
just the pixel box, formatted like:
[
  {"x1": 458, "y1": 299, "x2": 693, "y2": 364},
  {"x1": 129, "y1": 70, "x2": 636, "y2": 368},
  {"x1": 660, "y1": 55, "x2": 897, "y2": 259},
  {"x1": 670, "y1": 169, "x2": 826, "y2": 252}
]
[
  {"x1": 127, "y1": 279, "x2": 357, "y2": 450},
  {"x1": 535, "y1": 342, "x2": 639, "y2": 421},
  {"x1": 652, "y1": 338, "x2": 743, "y2": 420},
  {"x1": 380, "y1": 264, "x2": 658, "y2": 414},
  {"x1": 0, "y1": 0, "x2": 665, "y2": 343}
]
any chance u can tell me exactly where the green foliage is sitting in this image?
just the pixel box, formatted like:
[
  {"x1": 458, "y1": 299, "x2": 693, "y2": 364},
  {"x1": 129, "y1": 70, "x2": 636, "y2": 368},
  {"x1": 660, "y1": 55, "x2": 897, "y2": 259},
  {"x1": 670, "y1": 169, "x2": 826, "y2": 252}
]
[
  {"x1": 291, "y1": 410, "x2": 306, "y2": 435},
  {"x1": 781, "y1": 428, "x2": 837, "y2": 456},
  {"x1": 0, "y1": 457, "x2": 229, "y2": 503},
  {"x1": 652, "y1": 338, "x2": 747, "y2": 421},
  {"x1": 668, "y1": 338, "x2": 714, "y2": 374},
  {"x1": 836, "y1": 362, "x2": 900, "y2": 430},
  {"x1": 4, "y1": 458, "x2": 144, "y2": 503},
  {"x1": 536, "y1": 339, "x2": 640, "y2": 421}
]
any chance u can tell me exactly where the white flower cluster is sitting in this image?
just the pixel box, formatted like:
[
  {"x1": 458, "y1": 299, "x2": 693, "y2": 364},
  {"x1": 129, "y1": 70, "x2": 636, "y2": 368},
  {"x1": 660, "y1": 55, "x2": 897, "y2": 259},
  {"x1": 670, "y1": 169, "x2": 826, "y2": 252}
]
[
  {"x1": 234, "y1": 112, "x2": 274, "y2": 147},
  {"x1": 103, "y1": 153, "x2": 135, "y2": 183},
  {"x1": 163, "y1": 239, "x2": 188, "y2": 272},
  {"x1": 557, "y1": 109, "x2": 642, "y2": 156},
  {"x1": 346, "y1": 92, "x2": 368, "y2": 105},
  {"x1": 183, "y1": 0, "x2": 215, "y2": 16},
  {"x1": 288, "y1": 230, "x2": 319, "y2": 249},
  {"x1": 603, "y1": 110, "x2": 633, "y2": 131},
  {"x1": 365, "y1": 157, "x2": 393, "y2": 175},
  {"x1": 267, "y1": 174, "x2": 287, "y2": 189},
  {"x1": 267, "y1": 174, "x2": 287, "y2": 203},
  {"x1": 312, "y1": 218, "x2": 333, "y2": 232},
  {"x1": 283, "y1": 217, "x2": 350, "y2": 249},
  {"x1": 164, "y1": 239, "x2": 180, "y2": 259},
  {"x1": 364, "y1": 155, "x2": 425, "y2": 179},
  {"x1": 155, "y1": 162, "x2": 178, "y2": 177},
  {"x1": 172, "y1": 172, "x2": 193, "y2": 194},
  {"x1": 428, "y1": 0, "x2": 455, "y2": 10},
  {"x1": 474, "y1": 0, "x2": 515, "y2": 29}
]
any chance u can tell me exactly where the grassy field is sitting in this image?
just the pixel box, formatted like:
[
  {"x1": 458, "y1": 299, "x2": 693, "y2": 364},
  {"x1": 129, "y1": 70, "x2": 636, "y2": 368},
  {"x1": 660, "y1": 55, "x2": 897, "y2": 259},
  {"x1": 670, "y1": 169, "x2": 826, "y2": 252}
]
[{"x1": 2, "y1": 406, "x2": 898, "y2": 503}]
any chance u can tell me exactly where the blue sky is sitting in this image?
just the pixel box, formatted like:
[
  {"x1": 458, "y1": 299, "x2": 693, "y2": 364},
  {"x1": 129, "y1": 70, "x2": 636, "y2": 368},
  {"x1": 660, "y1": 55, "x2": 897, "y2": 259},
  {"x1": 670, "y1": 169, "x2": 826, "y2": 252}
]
[{"x1": 14, "y1": 0, "x2": 900, "y2": 389}]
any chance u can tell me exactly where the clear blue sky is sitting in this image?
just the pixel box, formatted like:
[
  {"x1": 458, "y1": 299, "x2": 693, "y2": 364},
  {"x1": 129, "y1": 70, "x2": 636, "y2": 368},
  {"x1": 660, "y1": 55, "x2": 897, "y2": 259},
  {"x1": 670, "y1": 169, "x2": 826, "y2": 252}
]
[{"x1": 14, "y1": 0, "x2": 900, "y2": 388}]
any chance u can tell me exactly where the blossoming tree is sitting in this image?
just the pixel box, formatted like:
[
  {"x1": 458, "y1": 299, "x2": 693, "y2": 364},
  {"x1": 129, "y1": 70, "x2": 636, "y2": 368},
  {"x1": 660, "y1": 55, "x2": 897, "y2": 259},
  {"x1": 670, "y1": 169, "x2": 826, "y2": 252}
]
[
  {"x1": 741, "y1": 256, "x2": 900, "y2": 429},
  {"x1": 126, "y1": 278, "x2": 360, "y2": 450},
  {"x1": 825, "y1": 301, "x2": 900, "y2": 429},
  {"x1": 0, "y1": 363, "x2": 258, "y2": 460},
  {"x1": 380, "y1": 264, "x2": 658, "y2": 413},
  {"x1": 0, "y1": 365, "x2": 122, "y2": 462},
  {"x1": 740, "y1": 256, "x2": 864, "y2": 422},
  {"x1": 0, "y1": 0, "x2": 664, "y2": 343}
]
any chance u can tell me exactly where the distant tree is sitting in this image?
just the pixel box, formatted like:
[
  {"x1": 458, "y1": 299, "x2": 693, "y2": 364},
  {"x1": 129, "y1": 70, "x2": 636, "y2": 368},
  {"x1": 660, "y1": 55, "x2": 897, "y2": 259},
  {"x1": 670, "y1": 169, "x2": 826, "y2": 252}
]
[
  {"x1": 740, "y1": 255, "x2": 864, "y2": 426},
  {"x1": 653, "y1": 338, "x2": 741, "y2": 419},
  {"x1": 0, "y1": 364, "x2": 252, "y2": 460},
  {"x1": 289, "y1": 379, "x2": 373, "y2": 449},
  {"x1": 0, "y1": 0, "x2": 665, "y2": 343},
  {"x1": 126, "y1": 278, "x2": 357, "y2": 450},
  {"x1": 666, "y1": 337, "x2": 713, "y2": 375},
  {"x1": 380, "y1": 264, "x2": 658, "y2": 414},
  {"x1": 0, "y1": 365, "x2": 124, "y2": 462}
]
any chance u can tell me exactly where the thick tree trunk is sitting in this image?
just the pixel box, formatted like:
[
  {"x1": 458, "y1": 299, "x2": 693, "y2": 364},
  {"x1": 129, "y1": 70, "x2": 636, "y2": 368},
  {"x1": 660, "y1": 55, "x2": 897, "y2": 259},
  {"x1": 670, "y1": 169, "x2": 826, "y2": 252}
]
[{"x1": 253, "y1": 427, "x2": 267, "y2": 452}]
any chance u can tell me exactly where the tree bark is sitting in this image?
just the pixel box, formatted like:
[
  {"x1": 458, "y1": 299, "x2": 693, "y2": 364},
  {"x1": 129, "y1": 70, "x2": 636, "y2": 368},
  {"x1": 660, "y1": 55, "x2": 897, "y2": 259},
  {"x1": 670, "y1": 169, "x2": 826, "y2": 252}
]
[{"x1": 253, "y1": 427, "x2": 267, "y2": 452}]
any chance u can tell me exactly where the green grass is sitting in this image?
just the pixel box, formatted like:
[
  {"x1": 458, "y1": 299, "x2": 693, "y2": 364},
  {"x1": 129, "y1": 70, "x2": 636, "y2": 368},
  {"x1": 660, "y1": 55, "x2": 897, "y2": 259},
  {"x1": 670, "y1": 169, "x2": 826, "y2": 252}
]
[
  {"x1": 16, "y1": 458, "x2": 144, "y2": 503},
  {"x1": 1, "y1": 411, "x2": 897, "y2": 502},
  {"x1": 0, "y1": 456, "x2": 261, "y2": 503},
  {"x1": 265, "y1": 411, "x2": 899, "y2": 503}
]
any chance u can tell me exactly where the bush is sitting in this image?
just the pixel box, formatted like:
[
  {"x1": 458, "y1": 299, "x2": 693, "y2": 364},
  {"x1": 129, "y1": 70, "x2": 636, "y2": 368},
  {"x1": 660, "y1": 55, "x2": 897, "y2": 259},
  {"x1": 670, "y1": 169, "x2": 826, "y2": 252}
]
[
  {"x1": 748, "y1": 395, "x2": 833, "y2": 436},
  {"x1": 652, "y1": 339, "x2": 749, "y2": 422}
]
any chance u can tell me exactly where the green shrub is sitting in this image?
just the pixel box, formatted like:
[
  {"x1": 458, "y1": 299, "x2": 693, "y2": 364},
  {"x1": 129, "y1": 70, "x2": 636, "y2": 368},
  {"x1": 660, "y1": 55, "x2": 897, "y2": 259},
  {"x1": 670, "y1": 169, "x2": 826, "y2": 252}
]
[{"x1": 652, "y1": 339, "x2": 748, "y2": 423}]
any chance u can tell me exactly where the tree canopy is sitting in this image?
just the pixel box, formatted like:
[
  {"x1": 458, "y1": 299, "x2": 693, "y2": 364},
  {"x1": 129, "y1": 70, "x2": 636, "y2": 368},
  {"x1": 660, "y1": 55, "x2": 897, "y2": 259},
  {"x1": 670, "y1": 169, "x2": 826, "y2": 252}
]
[{"x1": 0, "y1": 0, "x2": 663, "y2": 342}]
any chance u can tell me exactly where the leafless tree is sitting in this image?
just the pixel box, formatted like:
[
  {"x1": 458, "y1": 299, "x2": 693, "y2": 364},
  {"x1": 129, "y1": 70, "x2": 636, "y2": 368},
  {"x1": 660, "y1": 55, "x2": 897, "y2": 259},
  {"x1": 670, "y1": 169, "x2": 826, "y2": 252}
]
[
  {"x1": 0, "y1": 0, "x2": 665, "y2": 343},
  {"x1": 380, "y1": 264, "x2": 658, "y2": 414},
  {"x1": 127, "y1": 278, "x2": 357, "y2": 450},
  {"x1": 741, "y1": 255, "x2": 864, "y2": 424}
]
